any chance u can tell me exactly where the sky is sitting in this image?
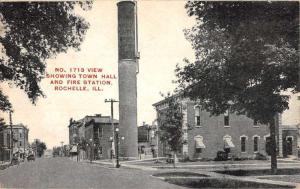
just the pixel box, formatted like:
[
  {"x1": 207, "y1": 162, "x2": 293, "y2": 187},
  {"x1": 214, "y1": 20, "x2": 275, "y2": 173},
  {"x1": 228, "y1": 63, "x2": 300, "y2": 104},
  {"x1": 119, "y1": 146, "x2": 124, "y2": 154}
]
[
  {"x1": 1, "y1": 1, "x2": 299, "y2": 149},
  {"x1": 1, "y1": 1, "x2": 196, "y2": 148}
]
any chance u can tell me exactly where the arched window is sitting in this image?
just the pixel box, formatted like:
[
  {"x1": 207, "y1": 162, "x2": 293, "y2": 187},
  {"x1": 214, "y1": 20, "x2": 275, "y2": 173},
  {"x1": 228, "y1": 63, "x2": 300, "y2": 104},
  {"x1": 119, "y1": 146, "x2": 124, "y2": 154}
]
[
  {"x1": 223, "y1": 135, "x2": 235, "y2": 149},
  {"x1": 194, "y1": 106, "x2": 201, "y2": 127},
  {"x1": 194, "y1": 135, "x2": 205, "y2": 153},
  {"x1": 240, "y1": 135, "x2": 248, "y2": 152},
  {"x1": 224, "y1": 110, "x2": 230, "y2": 126},
  {"x1": 253, "y1": 135, "x2": 260, "y2": 153}
]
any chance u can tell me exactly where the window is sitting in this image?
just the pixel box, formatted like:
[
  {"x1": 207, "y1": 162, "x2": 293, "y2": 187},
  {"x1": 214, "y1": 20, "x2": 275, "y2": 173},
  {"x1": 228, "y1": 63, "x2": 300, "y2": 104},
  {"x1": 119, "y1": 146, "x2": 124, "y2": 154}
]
[
  {"x1": 95, "y1": 127, "x2": 103, "y2": 139},
  {"x1": 253, "y1": 136, "x2": 259, "y2": 152},
  {"x1": 195, "y1": 148, "x2": 202, "y2": 153},
  {"x1": 98, "y1": 127, "x2": 103, "y2": 138},
  {"x1": 20, "y1": 133, "x2": 22, "y2": 138},
  {"x1": 98, "y1": 146, "x2": 102, "y2": 154},
  {"x1": 224, "y1": 135, "x2": 235, "y2": 148},
  {"x1": 224, "y1": 110, "x2": 229, "y2": 126},
  {"x1": 241, "y1": 137, "x2": 246, "y2": 152},
  {"x1": 195, "y1": 107, "x2": 201, "y2": 126},
  {"x1": 6, "y1": 133, "x2": 10, "y2": 147},
  {"x1": 194, "y1": 135, "x2": 205, "y2": 153},
  {"x1": 19, "y1": 141, "x2": 22, "y2": 147}
]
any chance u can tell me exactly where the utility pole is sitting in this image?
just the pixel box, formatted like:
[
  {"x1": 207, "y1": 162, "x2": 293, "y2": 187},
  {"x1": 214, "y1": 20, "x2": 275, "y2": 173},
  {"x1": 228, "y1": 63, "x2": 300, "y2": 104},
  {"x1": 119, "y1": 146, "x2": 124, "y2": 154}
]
[
  {"x1": 60, "y1": 141, "x2": 64, "y2": 157},
  {"x1": 9, "y1": 111, "x2": 13, "y2": 163},
  {"x1": 23, "y1": 128, "x2": 25, "y2": 160},
  {"x1": 35, "y1": 139, "x2": 38, "y2": 157},
  {"x1": 105, "y1": 99, "x2": 119, "y2": 158}
]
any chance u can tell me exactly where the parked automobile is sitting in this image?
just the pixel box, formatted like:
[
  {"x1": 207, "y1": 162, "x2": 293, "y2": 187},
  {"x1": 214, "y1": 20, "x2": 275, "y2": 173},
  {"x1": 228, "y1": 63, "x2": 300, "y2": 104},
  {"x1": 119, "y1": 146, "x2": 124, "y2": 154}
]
[{"x1": 27, "y1": 154, "x2": 35, "y2": 161}]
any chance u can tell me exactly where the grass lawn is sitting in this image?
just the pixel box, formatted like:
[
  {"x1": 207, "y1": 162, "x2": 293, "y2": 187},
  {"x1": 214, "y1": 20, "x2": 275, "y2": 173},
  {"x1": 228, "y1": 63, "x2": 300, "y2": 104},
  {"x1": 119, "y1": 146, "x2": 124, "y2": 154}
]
[
  {"x1": 258, "y1": 175, "x2": 300, "y2": 183},
  {"x1": 164, "y1": 177, "x2": 294, "y2": 188},
  {"x1": 216, "y1": 168, "x2": 300, "y2": 176}
]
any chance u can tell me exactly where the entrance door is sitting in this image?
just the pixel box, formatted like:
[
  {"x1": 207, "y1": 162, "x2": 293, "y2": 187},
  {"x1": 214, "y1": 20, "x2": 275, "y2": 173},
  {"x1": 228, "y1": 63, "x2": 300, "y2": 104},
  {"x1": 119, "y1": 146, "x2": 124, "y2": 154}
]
[
  {"x1": 265, "y1": 137, "x2": 271, "y2": 156},
  {"x1": 286, "y1": 137, "x2": 293, "y2": 156}
]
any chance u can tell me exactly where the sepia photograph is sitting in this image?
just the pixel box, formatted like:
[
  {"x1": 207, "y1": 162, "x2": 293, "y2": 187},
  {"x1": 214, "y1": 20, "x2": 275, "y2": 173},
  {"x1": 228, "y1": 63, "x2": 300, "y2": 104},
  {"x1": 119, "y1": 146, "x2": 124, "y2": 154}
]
[{"x1": 0, "y1": 0, "x2": 299, "y2": 188}]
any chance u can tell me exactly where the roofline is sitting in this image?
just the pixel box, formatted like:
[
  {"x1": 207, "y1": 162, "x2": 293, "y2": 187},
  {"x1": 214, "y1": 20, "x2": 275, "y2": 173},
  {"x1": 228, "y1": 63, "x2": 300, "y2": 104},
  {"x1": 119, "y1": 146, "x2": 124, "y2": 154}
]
[
  {"x1": 152, "y1": 92, "x2": 183, "y2": 107},
  {"x1": 3, "y1": 124, "x2": 28, "y2": 129}
]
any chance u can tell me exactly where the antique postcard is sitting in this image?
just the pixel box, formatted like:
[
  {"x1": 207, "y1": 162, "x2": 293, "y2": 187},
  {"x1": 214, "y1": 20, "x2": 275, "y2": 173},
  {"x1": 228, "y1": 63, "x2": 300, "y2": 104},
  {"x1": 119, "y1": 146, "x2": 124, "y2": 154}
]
[{"x1": 0, "y1": 0, "x2": 299, "y2": 188}]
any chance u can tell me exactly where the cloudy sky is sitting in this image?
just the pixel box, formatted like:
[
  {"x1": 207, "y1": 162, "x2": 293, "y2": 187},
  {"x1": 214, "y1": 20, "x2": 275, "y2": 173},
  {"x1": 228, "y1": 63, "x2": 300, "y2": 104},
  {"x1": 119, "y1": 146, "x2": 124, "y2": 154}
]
[{"x1": 2, "y1": 1, "x2": 299, "y2": 148}]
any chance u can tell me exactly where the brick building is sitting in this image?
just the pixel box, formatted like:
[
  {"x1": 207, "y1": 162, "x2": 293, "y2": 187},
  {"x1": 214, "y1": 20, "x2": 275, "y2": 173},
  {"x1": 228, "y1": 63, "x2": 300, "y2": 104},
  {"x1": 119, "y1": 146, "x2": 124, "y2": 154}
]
[
  {"x1": 0, "y1": 124, "x2": 29, "y2": 161},
  {"x1": 138, "y1": 122, "x2": 158, "y2": 159},
  {"x1": 280, "y1": 124, "x2": 299, "y2": 158},
  {"x1": 68, "y1": 114, "x2": 118, "y2": 160},
  {"x1": 153, "y1": 96, "x2": 270, "y2": 160},
  {"x1": 278, "y1": 92, "x2": 300, "y2": 158}
]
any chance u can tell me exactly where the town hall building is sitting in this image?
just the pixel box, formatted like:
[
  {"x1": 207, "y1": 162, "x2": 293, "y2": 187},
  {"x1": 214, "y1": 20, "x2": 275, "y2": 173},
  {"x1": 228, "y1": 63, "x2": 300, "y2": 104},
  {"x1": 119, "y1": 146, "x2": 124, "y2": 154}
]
[{"x1": 153, "y1": 96, "x2": 272, "y2": 160}]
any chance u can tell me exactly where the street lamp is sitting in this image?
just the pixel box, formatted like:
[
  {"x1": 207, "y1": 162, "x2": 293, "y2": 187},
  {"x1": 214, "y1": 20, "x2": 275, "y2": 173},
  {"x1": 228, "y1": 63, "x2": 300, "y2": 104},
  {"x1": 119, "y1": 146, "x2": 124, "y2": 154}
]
[
  {"x1": 115, "y1": 128, "x2": 125, "y2": 168},
  {"x1": 109, "y1": 136, "x2": 114, "y2": 159},
  {"x1": 115, "y1": 128, "x2": 120, "y2": 168}
]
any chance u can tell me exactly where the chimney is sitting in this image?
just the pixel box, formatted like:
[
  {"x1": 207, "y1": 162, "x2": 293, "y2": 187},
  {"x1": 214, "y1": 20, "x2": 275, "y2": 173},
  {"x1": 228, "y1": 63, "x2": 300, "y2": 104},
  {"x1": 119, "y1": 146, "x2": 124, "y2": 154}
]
[{"x1": 117, "y1": 0, "x2": 138, "y2": 158}]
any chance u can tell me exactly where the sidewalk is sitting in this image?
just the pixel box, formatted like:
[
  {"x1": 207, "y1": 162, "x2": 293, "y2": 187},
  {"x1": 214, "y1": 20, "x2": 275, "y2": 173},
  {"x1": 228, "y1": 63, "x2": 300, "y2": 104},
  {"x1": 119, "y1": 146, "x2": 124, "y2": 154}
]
[
  {"x1": 79, "y1": 158, "x2": 300, "y2": 171},
  {"x1": 77, "y1": 158, "x2": 299, "y2": 187},
  {"x1": 125, "y1": 158, "x2": 300, "y2": 170},
  {"x1": 81, "y1": 159, "x2": 159, "y2": 171}
]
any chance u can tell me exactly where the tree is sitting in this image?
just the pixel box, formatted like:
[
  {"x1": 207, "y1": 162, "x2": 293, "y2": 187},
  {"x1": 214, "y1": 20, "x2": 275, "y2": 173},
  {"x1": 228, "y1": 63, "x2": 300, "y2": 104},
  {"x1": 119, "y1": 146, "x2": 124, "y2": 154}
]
[
  {"x1": 176, "y1": 1, "x2": 299, "y2": 174},
  {"x1": 0, "y1": 117, "x2": 5, "y2": 128},
  {"x1": 37, "y1": 142, "x2": 47, "y2": 157},
  {"x1": 78, "y1": 137, "x2": 88, "y2": 151},
  {"x1": 157, "y1": 94, "x2": 183, "y2": 167},
  {"x1": 0, "y1": 2, "x2": 92, "y2": 111},
  {"x1": 52, "y1": 146, "x2": 61, "y2": 157},
  {"x1": 32, "y1": 139, "x2": 47, "y2": 157}
]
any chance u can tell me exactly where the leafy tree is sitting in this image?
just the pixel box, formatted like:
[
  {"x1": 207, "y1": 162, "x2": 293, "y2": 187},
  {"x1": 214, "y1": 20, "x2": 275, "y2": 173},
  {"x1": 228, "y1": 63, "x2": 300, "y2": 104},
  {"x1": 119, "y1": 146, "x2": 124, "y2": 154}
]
[
  {"x1": 0, "y1": 2, "x2": 92, "y2": 111},
  {"x1": 0, "y1": 117, "x2": 5, "y2": 127},
  {"x1": 78, "y1": 137, "x2": 88, "y2": 151},
  {"x1": 32, "y1": 139, "x2": 47, "y2": 157},
  {"x1": 52, "y1": 146, "x2": 61, "y2": 157},
  {"x1": 157, "y1": 94, "x2": 183, "y2": 167},
  {"x1": 0, "y1": 90, "x2": 11, "y2": 111},
  {"x1": 37, "y1": 142, "x2": 47, "y2": 157},
  {"x1": 176, "y1": 1, "x2": 299, "y2": 174}
]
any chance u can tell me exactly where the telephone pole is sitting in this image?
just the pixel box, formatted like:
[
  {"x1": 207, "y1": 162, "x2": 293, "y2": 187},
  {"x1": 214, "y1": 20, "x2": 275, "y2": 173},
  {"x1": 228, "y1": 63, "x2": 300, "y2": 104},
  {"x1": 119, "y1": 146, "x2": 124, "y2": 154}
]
[
  {"x1": 60, "y1": 141, "x2": 64, "y2": 157},
  {"x1": 105, "y1": 99, "x2": 118, "y2": 158},
  {"x1": 9, "y1": 111, "x2": 13, "y2": 163}
]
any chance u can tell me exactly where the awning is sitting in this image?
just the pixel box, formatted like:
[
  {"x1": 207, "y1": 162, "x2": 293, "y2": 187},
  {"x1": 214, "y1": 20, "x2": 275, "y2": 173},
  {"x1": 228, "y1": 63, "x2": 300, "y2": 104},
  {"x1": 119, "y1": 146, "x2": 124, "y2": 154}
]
[
  {"x1": 224, "y1": 137, "x2": 235, "y2": 148},
  {"x1": 70, "y1": 145, "x2": 78, "y2": 153},
  {"x1": 195, "y1": 137, "x2": 205, "y2": 149}
]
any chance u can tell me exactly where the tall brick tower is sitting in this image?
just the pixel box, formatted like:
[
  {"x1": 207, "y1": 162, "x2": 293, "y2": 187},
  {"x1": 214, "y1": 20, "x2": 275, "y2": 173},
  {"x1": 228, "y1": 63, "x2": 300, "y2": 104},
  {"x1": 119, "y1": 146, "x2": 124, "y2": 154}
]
[{"x1": 117, "y1": 1, "x2": 139, "y2": 159}]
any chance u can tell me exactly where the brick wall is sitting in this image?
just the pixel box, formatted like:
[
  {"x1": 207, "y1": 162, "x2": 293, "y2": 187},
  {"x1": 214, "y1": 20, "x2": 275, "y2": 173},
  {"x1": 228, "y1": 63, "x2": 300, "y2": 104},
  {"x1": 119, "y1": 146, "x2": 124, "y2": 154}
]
[
  {"x1": 186, "y1": 101, "x2": 270, "y2": 160},
  {"x1": 282, "y1": 129, "x2": 298, "y2": 157},
  {"x1": 154, "y1": 98, "x2": 270, "y2": 160}
]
